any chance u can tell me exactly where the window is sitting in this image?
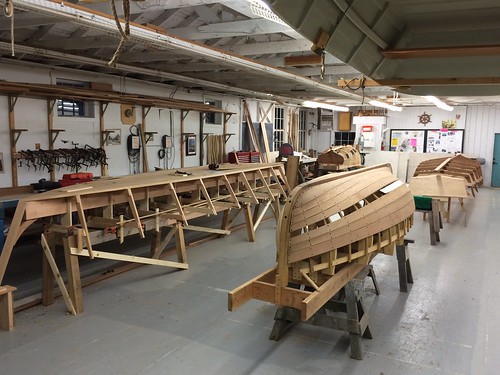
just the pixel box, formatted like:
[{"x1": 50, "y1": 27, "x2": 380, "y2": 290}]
[
  {"x1": 298, "y1": 109, "x2": 306, "y2": 151},
  {"x1": 204, "y1": 99, "x2": 222, "y2": 125},
  {"x1": 274, "y1": 106, "x2": 285, "y2": 151},
  {"x1": 56, "y1": 79, "x2": 94, "y2": 118}
]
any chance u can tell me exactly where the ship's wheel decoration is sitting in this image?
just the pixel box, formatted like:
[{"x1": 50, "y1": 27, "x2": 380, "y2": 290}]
[{"x1": 418, "y1": 112, "x2": 432, "y2": 125}]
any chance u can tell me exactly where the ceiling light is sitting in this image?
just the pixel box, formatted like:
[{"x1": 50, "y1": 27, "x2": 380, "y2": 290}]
[
  {"x1": 302, "y1": 100, "x2": 349, "y2": 112},
  {"x1": 369, "y1": 100, "x2": 403, "y2": 112},
  {"x1": 423, "y1": 96, "x2": 454, "y2": 111},
  {"x1": 246, "y1": 0, "x2": 289, "y2": 26}
]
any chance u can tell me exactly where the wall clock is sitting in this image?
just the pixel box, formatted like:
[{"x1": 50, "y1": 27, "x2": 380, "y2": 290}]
[{"x1": 418, "y1": 112, "x2": 432, "y2": 125}]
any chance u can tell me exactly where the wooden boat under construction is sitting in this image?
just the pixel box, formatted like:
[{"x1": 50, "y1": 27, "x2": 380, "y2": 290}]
[
  {"x1": 0, "y1": 163, "x2": 289, "y2": 315},
  {"x1": 413, "y1": 154, "x2": 482, "y2": 195},
  {"x1": 316, "y1": 145, "x2": 362, "y2": 173},
  {"x1": 229, "y1": 163, "x2": 415, "y2": 321}
]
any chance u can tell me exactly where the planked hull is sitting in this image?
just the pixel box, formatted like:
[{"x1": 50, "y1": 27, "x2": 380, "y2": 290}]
[
  {"x1": 317, "y1": 145, "x2": 362, "y2": 171},
  {"x1": 229, "y1": 163, "x2": 415, "y2": 320}
]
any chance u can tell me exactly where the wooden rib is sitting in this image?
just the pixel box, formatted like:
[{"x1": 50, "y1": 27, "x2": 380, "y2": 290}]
[
  {"x1": 168, "y1": 182, "x2": 187, "y2": 224},
  {"x1": 222, "y1": 175, "x2": 241, "y2": 208},
  {"x1": 126, "y1": 188, "x2": 145, "y2": 239},
  {"x1": 41, "y1": 234, "x2": 77, "y2": 315},
  {"x1": 75, "y1": 195, "x2": 94, "y2": 259},
  {"x1": 198, "y1": 179, "x2": 216, "y2": 214},
  {"x1": 300, "y1": 270, "x2": 320, "y2": 291},
  {"x1": 256, "y1": 169, "x2": 275, "y2": 200},
  {"x1": 239, "y1": 172, "x2": 259, "y2": 204}
]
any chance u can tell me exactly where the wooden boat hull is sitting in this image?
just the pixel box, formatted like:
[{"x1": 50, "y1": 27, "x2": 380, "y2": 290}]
[{"x1": 229, "y1": 163, "x2": 415, "y2": 320}]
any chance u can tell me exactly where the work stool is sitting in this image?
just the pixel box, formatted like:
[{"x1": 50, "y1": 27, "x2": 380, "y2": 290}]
[
  {"x1": 0, "y1": 285, "x2": 16, "y2": 331},
  {"x1": 414, "y1": 195, "x2": 442, "y2": 245},
  {"x1": 269, "y1": 265, "x2": 378, "y2": 360},
  {"x1": 396, "y1": 239, "x2": 414, "y2": 293}
]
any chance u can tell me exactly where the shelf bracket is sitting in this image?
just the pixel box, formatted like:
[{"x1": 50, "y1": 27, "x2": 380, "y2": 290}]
[
  {"x1": 10, "y1": 129, "x2": 28, "y2": 146},
  {"x1": 101, "y1": 130, "x2": 114, "y2": 146},
  {"x1": 50, "y1": 129, "x2": 66, "y2": 145}
]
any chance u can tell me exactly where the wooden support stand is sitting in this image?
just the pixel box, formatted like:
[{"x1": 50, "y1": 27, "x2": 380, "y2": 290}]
[
  {"x1": 0, "y1": 285, "x2": 16, "y2": 331},
  {"x1": 396, "y1": 239, "x2": 414, "y2": 293},
  {"x1": 269, "y1": 265, "x2": 375, "y2": 360},
  {"x1": 415, "y1": 197, "x2": 442, "y2": 245}
]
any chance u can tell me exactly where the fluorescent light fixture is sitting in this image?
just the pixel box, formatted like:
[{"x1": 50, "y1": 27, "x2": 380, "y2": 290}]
[
  {"x1": 369, "y1": 100, "x2": 403, "y2": 112},
  {"x1": 302, "y1": 100, "x2": 349, "y2": 112},
  {"x1": 423, "y1": 96, "x2": 454, "y2": 111},
  {"x1": 246, "y1": 0, "x2": 289, "y2": 26}
]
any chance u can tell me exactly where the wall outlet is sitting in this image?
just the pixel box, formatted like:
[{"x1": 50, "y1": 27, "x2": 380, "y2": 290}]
[{"x1": 35, "y1": 143, "x2": 41, "y2": 150}]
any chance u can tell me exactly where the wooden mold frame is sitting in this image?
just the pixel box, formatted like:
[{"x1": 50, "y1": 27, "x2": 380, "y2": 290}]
[
  {"x1": 317, "y1": 145, "x2": 362, "y2": 171},
  {"x1": 413, "y1": 154, "x2": 482, "y2": 195},
  {"x1": 229, "y1": 164, "x2": 415, "y2": 321},
  {"x1": 0, "y1": 163, "x2": 289, "y2": 315}
]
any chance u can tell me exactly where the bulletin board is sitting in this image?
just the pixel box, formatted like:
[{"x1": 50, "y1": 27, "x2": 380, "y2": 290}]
[
  {"x1": 426, "y1": 129, "x2": 464, "y2": 153},
  {"x1": 390, "y1": 129, "x2": 426, "y2": 152}
]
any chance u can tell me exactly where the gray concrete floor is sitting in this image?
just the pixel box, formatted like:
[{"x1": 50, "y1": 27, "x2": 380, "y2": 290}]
[{"x1": 1, "y1": 188, "x2": 500, "y2": 375}]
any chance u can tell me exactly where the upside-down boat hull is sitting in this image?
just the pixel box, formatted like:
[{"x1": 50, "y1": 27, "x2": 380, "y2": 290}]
[{"x1": 229, "y1": 163, "x2": 415, "y2": 320}]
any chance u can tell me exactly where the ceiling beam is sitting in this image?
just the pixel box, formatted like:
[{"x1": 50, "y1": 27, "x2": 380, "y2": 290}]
[
  {"x1": 284, "y1": 55, "x2": 322, "y2": 66},
  {"x1": 338, "y1": 77, "x2": 500, "y2": 87},
  {"x1": 382, "y1": 44, "x2": 500, "y2": 59},
  {"x1": 170, "y1": 18, "x2": 291, "y2": 40},
  {"x1": 228, "y1": 39, "x2": 311, "y2": 56}
]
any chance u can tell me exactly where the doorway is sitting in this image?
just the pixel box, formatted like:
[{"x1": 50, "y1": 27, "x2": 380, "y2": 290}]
[{"x1": 492, "y1": 133, "x2": 500, "y2": 187}]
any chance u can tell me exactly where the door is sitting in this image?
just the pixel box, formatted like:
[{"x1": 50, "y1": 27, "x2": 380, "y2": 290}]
[{"x1": 492, "y1": 133, "x2": 500, "y2": 187}]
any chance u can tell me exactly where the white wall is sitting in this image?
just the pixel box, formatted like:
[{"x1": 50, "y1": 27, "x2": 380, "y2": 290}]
[
  {"x1": 377, "y1": 104, "x2": 500, "y2": 186},
  {"x1": 0, "y1": 61, "x2": 242, "y2": 188}
]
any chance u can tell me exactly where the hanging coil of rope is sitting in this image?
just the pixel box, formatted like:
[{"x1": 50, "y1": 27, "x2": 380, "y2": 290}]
[{"x1": 108, "y1": 0, "x2": 131, "y2": 67}]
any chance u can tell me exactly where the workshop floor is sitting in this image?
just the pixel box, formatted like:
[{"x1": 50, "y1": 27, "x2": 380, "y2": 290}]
[{"x1": 1, "y1": 188, "x2": 499, "y2": 375}]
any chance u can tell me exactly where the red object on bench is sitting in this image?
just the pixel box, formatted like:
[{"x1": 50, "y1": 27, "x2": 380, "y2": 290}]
[{"x1": 59, "y1": 172, "x2": 93, "y2": 187}]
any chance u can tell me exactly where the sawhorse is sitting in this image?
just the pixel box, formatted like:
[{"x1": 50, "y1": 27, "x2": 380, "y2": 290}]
[{"x1": 269, "y1": 265, "x2": 380, "y2": 360}]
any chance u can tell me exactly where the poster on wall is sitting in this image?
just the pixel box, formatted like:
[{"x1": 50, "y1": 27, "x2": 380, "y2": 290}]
[
  {"x1": 390, "y1": 130, "x2": 426, "y2": 152},
  {"x1": 426, "y1": 129, "x2": 464, "y2": 153}
]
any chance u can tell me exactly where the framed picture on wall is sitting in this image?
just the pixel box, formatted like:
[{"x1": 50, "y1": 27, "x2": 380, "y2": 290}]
[
  {"x1": 186, "y1": 134, "x2": 197, "y2": 156},
  {"x1": 0, "y1": 152, "x2": 4, "y2": 173},
  {"x1": 106, "y1": 129, "x2": 121, "y2": 145}
]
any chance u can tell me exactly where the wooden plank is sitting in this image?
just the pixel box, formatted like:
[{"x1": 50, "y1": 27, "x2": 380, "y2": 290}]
[
  {"x1": 228, "y1": 267, "x2": 277, "y2": 311},
  {"x1": 301, "y1": 263, "x2": 365, "y2": 320},
  {"x1": 126, "y1": 188, "x2": 145, "y2": 238},
  {"x1": 75, "y1": 195, "x2": 94, "y2": 258},
  {"x1": 70, "y1": 248, "x2": 189, "y2": 269},
  {"x1": 41, "y1": 234, "x2": 77, "y2": 315},
  {"x1": 286, "y1": 155, "x2": 300, "y2": 190},
  {"x1": 175, "y1": 222, "x2": 188, "y2": 265},
  {"x1": 0, "y1": 285, "x2": 16, "y2": 331}
]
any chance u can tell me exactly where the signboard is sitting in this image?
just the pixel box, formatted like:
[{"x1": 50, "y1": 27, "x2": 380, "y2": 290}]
[
  {"x1": 390, "y1": 129, "x2": 426, "y2": 153},
  {"x1": 426, "y1": 129, "x2": 464, "y2": 153}
]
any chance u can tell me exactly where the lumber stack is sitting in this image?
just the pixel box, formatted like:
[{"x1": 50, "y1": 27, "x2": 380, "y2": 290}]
[{"x1": 229, "y1": 164, "x2": 415, "y2": 320}]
